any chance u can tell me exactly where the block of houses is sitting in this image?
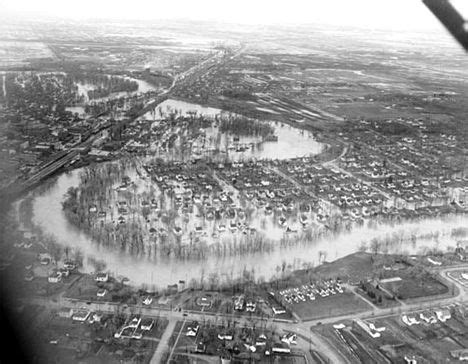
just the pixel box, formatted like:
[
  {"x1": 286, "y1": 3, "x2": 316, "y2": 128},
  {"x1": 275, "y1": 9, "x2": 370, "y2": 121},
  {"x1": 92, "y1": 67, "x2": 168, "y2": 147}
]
[{"x1": 95, "y1": 272, "x2": 109, "y2": 282}]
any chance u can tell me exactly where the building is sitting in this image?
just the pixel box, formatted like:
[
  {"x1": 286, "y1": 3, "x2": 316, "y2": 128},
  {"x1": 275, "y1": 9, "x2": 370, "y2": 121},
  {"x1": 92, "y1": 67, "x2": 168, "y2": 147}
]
[
  {"x1": 58, "y1": 308, "x2": 74, "y2": 318},
  {"x1": 186, "y1": 321, "x2": 199, "y2": 337},
  {"x1": 95, "y1": 272, "x2": 109, "y2": 282},
  {"x1": 48, "y1": 271, "x2": 62, "y2": 283}
]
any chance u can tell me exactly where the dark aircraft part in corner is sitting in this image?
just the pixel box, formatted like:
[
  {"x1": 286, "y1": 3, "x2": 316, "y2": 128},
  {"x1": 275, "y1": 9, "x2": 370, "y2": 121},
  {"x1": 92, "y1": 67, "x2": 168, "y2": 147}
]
[{"x1": 423, "y1": 0, "x2": 468, "y2": 51}]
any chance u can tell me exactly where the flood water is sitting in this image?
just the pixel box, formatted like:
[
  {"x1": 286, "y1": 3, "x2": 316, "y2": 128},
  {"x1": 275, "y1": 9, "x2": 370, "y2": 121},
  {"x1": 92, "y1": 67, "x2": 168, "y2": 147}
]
[
  {"x1": 203, "y1": 123, "x2": 323, "y2": 160},
  {"x1": 143, "y1": 99, "x2": 225, "y2": 120},
  {"x1": 28, "y1": 165, "x2": 468, "y2": 288},
  {"x1": 145, "y1": 99, "x2": 324, "y2": 160},
  {"x1": 76, "y1": 76, "x2": 157, "y2": 104},
  {"x1": 28, "y1": 166, "x2": 468, "y2": 288},
  {"x1": 23, "y1": 98, "x2": 468, "y2": 288}
]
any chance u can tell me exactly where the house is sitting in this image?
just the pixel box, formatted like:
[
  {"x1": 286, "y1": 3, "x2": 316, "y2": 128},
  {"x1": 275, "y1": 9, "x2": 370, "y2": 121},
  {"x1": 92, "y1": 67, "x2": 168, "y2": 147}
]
[
  {"x1": 435, "y1": 308, "x2": 451, "y2": 322},
  {"x1": 256, "y1": 334, "x2": 267, "y2": 346},
  {"x1": 72, "y1": 310, "x2": 90, "y2": 322},
  {"x1": 95, "y1": 272, "x2": 109, "y2": 282},
  {"x1": 427, "y1": 257, "x2": 442, "y2": 266},
  {"x1": 272, "y1": 342, "x2": 291, "y2": 354},
  {"x1": 369, "y1": 322, "x2": 386, "y2": 332},
  {"x1": 58, "y1": 268, "x2": 70, "y2": 277},
  {"x1": 48, "y1": 271, "x2": 62, "y2": 283},
  {"x1": 63, "y1": 261, "x2": 76, "y2": 270},
  {"x1": 128, "y1": 315, "x2": 141, "y2": 328},
  {"x1": 402, "y1": 314, "x2": 420, "y2": 326},
  {"x1": 167, "y1": 284, "x2": 178, "y2": 294},
  {"x1": 178, "y1": 280, "x2": 186, "y2": 292},
  {"x1": 142, "y1": 296, "x2": 153, "y2": 305},
  {"x1": 451, "y1": 349, "x2": 468, "y2": 361},
  {"x1": 218, "y1": 332, "x2": 233, "y2": 341},
  {"x1": 354, "y1": 319, "x2": 380, "y2": 338},
  {"x1": 89, "y1": 312, "x2": 103, "y2": 323},
  {"x1": 115, "y1": 326, "x2": 135, "y2": 339},
  {"x1": 419, "y1": 311, "x2": 437, "y2": 324},
  {"x1": 39, "y1": 254, "x2": 51, "y2": 265},
  {"x1": 132, "y1": 328, "x2": 144, "y2": 340},
  {"x1": 186, "y1": 321, "x2": 199, "y2": 337},
  {"x1": 24, "y1": 271, "x2": 34, "y2": 281},
  {"x1": 281, "y1": 333, "x2": 297, "y2": 345},
  {"x1": 97, "y1": 289, "x2": 107, "y2": 297},
  {"x1": 455, "y1": 246, "x2": 468, "y2": 261},
  {"x1": 404, "y1": 355, "x2": 418, "y2": 364},
  {"x1": 234, "y1": 296, "x2": 244, "y2": 311},
  {"x1": 197, "y1": 296, "x2": 211, "y2": 307},
  {"x1": 195, "y1": 342, "x2": 206, "y2": 353},
  {"x1": 246, "y1": 300, "x2": 256, "y2": 312},
  {"x1": 58, "y1": 308, "x2": 74, "y2": 318},
  {"x1": 272, "y1": 306, "x2": 286, "y2": 315},
  {"x1": 141, "y1": 319, "x2": 154, "y2": 331}
]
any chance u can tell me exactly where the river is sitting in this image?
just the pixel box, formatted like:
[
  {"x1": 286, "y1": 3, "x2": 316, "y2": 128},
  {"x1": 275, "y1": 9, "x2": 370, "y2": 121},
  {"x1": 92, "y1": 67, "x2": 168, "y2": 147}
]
[
  {"x1": 28, "y1": 163, "x2": 468, "y2": 289},
  {"x1": 23, "y1": 98, "x2": 468, "y2": 288},
  {"x1": 75, "y1": 76, "x2": 157, "y2": 104},
  {"x1": 67, "y1": 76, "x2": 157, "y2": 116}
]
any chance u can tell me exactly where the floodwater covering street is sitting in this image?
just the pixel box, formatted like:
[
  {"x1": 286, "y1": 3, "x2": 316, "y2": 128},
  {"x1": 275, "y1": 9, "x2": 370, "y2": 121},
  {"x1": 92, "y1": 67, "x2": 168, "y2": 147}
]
[
  {"x1": 29, "y1": 160, "x2": 468, "y2": 288},
  {"x1": 21, "y1": 99, "x2": 468, "y2": 288}
]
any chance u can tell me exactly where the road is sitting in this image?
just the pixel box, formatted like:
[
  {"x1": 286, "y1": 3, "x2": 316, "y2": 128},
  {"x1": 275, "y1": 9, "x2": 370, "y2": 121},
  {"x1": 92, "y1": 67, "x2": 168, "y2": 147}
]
[
  {"x1": 165, "y1": 318, "x2": 186, "y2": 363},
  {"x1": 150, "y1": 318, "x2": 177, "y2": 364},
  {"x1": 27, "y1": 264, "x2": 468, "y2": 363}
]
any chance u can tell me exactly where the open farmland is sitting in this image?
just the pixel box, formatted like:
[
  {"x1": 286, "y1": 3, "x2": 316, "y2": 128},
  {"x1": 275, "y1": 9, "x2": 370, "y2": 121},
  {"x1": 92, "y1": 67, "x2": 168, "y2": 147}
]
[{"x1": 0, "y1": 41, "x2": 55, "y2": 67}]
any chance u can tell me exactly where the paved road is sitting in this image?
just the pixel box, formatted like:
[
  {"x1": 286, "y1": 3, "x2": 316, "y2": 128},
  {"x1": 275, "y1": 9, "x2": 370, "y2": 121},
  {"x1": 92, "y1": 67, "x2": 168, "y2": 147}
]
[
  {"x1": 150, "y1": 318, "x2": 177, "y2": 364},
  {"x1": 28, "y1": 264, "x2": 468, "y2": 364},
  {"x1": 166, "y1": 318, "x2": 186, "y2": 363}
]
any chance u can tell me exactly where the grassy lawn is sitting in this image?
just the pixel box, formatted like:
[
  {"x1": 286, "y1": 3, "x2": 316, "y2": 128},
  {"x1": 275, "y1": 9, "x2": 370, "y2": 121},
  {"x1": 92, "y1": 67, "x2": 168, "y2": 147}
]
[
  {"x1": 64, "y1": 275, "x2": 138, "y2": 303},
  {"x1": 36, "y1": 313, "x2": 159, "y2": 363},
  {"x1": 382, "y1": 275, "x2": 448, "y2": 300},
  {"x1": 290, "y1": 292, "x2": 371, "y2": 321}
]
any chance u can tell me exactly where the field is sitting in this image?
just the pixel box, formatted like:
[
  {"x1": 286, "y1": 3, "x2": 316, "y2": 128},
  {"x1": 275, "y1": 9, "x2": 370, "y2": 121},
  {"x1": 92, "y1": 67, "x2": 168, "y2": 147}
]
[
  {"x1": 310, "y1": 252, "x2": 387, "y2": 283},
  {"x1": 0, "y1": 41, "x2": 54, "y2": 67},
  {"x1": 291, "y1": 292, "x2": 371, "y2": 321},
  {"x1": 380, "y1": 273, "x2": 449, "y2": 301}
]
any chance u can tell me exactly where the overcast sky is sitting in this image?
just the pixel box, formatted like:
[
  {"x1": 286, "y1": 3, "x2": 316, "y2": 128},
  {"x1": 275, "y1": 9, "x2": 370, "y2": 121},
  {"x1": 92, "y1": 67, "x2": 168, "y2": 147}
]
[{"x1": 1, "y1": 0, "x2": 467, "y2": 30}]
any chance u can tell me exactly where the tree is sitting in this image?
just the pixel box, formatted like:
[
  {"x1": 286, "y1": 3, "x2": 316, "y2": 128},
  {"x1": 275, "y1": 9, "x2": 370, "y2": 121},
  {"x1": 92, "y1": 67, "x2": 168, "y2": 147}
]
[
  {"x1": 88, "y1": 257, "x2": 107, "y2": 272},
  {"x1": 208, "y1": 272, "x2": 220, "y2": 291},
  {"x1": 73, "y1": 249, "x2": 84, "y2": 267}
]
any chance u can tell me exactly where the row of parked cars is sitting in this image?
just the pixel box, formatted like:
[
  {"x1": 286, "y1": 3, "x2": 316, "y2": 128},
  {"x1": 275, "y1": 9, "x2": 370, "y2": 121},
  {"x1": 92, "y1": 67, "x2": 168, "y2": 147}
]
[{"x1": 279, "y1": 280, "x2": 344, "y2": 304}]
